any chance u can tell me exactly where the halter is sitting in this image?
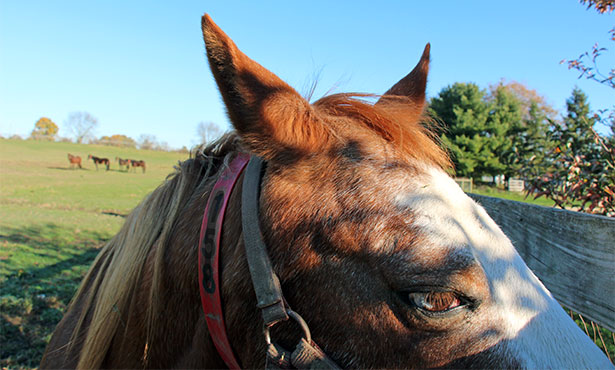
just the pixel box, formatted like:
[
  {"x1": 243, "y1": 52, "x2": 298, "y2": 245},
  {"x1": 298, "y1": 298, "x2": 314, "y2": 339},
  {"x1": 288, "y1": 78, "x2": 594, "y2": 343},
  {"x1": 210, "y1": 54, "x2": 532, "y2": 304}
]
[{"x1": 198, "y1": 154, "x2": 340, "y2": 369}]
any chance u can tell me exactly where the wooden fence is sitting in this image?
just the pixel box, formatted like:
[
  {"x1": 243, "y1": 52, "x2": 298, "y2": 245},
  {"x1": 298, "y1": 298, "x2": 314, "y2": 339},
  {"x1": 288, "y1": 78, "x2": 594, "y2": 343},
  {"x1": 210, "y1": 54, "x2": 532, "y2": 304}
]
[
  {"x1": 454, "y1": 177, "x2": 473, "y2": 193},
  {"x1": 468, "y1": 194, "x2": 615, "y2": 332}
]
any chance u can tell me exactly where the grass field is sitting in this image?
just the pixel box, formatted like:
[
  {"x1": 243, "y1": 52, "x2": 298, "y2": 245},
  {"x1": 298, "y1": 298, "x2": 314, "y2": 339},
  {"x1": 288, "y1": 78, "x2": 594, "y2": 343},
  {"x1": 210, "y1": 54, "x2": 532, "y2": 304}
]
[
  {"x1": 1, "y1": 138, "x2": 612, "y2": 368},
  {"x1": 0, "y1": 138, "x2": 189, "y2": 368},
  {"x1": 471, "y1": 184, "x2": 558, "y2": 207}
]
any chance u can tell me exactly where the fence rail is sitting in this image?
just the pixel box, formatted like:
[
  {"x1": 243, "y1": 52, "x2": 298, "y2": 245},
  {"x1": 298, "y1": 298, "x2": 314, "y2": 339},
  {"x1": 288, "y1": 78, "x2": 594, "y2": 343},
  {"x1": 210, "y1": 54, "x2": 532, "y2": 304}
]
[{"x1": 468, "y1": 193, "x2": 615, "y2": 332}]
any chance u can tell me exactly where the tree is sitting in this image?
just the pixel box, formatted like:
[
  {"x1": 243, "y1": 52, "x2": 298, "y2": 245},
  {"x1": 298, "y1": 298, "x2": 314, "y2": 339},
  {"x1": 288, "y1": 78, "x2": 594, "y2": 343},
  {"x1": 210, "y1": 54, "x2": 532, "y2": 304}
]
[
  {"x1": 580, "y1": 0, "x2": 614, "y2": 14},
  {"x1": 430, "y1": 83, "x2": 502, "y2": 178},
  {"x1": 97, "y1": 134, "x2": 137, "y2": 148},
  {"x1": 562, "y1": 1, "x2": 614, "y2": 89},
  {"x1": 136, "y1": 134, "x2": 171, "y2": 151},
  {"x1": 485, "y1": 85, "x2": 525, "y2": 180},
  {"x1": 31, "y1": 117, "x2": 58, "y2": 140},
  {"x1": 432, "y1": 81, "x2": 561, "y2": 181},
  {"x1": 138, "y1": 134, "x2": 158, "y2": 150},
  {"x1": 562, "y1": 28, "x2": 615, "y2": 89},
  {"x1": 487, "y1": 82, "x2": 556, "y2": 181},
  {"x1": 524, "y1": 88, "x2": 614, "y2": 215},
  {"x1": 196, "y1": 121, "x2": 222, "y2": 145},
  {"x1": 155, "y1": 141, "x2": 170, "y2": 151},
  {"x1": 487, "y1": 80, "x2": 558, "y2": 121},
  {"x1": 518, "y1": 102, "x2": 555, "y2": 177},
  {"x1": 561, "y1": 1, "x2": 614, "y2": 145},
  {"x1": 562, "y1": 88, "x2": 599, "y2": 151},
  {"x1": 542, "y1": 2, "x2": 615, "y2": 216},
  {"x1": 65, "y1": 111, "x2": 98, "y2": 144}
]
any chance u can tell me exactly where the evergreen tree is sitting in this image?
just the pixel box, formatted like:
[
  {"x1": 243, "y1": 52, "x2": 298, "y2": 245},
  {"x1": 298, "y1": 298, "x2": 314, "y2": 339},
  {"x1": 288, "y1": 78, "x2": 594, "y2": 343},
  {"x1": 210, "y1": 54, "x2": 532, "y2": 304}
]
[
  {"x1": 430, "y1": 83, "x2": 497, "y2": 178},
  {"x1": 486, "y1": 85, "x2": 524, "y2": 180},
  {"x1": 519, "y1": 102, "x2": 554, "y2": 176},
  {"x1": 558, "y1": 87, "x2": 598, "y2": 153}
]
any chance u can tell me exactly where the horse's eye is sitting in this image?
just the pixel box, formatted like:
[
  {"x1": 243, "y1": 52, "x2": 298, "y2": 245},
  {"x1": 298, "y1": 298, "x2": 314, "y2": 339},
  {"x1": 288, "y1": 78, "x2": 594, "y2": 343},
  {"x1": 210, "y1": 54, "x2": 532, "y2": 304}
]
[{"x1": 408, "y1": 291, "x2": 462, "y2": 313}]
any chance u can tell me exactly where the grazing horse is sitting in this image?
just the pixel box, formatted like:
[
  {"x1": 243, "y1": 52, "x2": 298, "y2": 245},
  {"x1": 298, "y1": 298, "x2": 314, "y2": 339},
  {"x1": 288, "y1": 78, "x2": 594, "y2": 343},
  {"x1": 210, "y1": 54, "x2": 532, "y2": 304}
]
[
  {"x1": 116, "y1": 157, "x2": 131, "y2": 171},
  {"x1": 88, "y1": 154, "x2": 110, "y2": 171},
  {"x1": 40, "y1": 15, "x2": 612, "y2": 369},
  {"x1": 67, "y1": 153, "x2": 82, "y2": 169},
  {"x1": 130, "y1": 159, "x2": 146, "y2": 173}
]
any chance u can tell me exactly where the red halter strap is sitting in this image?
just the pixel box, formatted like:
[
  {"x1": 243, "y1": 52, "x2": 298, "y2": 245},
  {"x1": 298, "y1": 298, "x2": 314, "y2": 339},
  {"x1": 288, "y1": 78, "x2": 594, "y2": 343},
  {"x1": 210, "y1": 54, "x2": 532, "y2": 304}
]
[{"x1": 198, "y1": 153, "x2": 250, "y2": 370}]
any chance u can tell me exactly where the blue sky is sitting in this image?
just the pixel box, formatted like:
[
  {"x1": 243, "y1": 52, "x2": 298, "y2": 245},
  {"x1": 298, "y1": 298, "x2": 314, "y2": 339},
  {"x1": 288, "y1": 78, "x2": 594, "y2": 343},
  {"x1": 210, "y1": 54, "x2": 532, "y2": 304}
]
[{"x1": 1, "y1": 1, "x2": 613, "y2": 149}]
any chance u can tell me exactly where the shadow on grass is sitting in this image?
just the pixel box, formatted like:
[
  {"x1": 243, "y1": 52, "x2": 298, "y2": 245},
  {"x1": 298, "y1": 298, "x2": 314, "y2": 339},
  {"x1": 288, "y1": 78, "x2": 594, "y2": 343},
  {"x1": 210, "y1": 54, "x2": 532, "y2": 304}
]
[
  {"x1": 47, "y1": 167, "x2": 136, "y2": 173},
  {"x1": 0, "y1": 223, "x2": 108, "y2": 368},
  {"x1": 46, "y1": 166, "x2": 90, "y2": 171},
  {"x1": 101, "y1": 210, "x2": 127, "y2": 218}
]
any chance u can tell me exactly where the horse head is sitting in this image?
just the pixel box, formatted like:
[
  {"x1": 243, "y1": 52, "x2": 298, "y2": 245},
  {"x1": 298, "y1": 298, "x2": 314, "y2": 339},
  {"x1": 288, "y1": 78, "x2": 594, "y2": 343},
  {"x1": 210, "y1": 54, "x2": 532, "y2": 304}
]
[
  {"x1": 200, "y1": 15, "x2": 611, "y2": 369},
  {"x1": 40, "y1": 14, "x2": 612, "y2": 370}
]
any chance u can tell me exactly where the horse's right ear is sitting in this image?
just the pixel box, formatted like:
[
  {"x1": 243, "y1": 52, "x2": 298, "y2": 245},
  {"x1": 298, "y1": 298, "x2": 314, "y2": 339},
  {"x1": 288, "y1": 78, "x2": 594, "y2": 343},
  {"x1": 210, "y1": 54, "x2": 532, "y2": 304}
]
[
  {"x1": 201, "y1": 14, "x2": 329, "y2": 158},
  {"x1": 376, "y1": 43, "x2": 430, "y2": 118}
]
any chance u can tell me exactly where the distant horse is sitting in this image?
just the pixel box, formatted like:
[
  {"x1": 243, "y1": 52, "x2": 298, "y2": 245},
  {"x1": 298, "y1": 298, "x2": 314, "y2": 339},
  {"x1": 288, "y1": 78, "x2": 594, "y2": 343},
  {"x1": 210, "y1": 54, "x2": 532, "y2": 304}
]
[
  {"x1": 88, "y1": 154, "x2": 110, "y2": 171},
  {"x1": 40, "y1": 15, "x2": 612, "y2": 369},
  {"x1": 129, "y1": 159, "x2": 146, "y2": 173},
  {"x1": 67, "y1": 153, "x2": 82, "y2": 169},
  {"x1": 115, "y1": 157, "x2": 131, "y2": 171}
]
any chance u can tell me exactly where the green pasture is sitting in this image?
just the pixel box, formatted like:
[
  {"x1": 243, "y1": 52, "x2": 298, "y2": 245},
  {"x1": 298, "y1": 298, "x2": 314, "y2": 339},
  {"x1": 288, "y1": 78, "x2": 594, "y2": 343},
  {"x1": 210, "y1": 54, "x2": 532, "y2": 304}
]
[
  {"x1": 471, "y1": 184, "x2": 557, "y2": 207},
  {"x1": 0, "y1": 138, "x2": 189, "y2": 368},
  {"x1": 0, "y1": 138, "x2": 612, "y2": 368}
]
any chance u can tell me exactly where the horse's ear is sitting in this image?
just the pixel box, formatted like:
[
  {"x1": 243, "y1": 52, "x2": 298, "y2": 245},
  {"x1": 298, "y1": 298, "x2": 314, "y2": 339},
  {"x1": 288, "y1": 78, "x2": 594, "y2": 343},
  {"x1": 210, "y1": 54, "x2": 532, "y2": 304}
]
[
  {"x1": 377, "y1": 43, "x2": 430, "y2": 114},
  {"x1": 201, "y1": 14, "x2": 328, "y2": 157}
]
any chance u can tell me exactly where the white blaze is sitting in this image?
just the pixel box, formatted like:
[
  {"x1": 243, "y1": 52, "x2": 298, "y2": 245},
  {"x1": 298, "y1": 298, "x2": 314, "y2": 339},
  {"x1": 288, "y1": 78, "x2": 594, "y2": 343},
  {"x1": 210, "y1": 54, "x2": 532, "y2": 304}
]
[{"x1": 396, "y1": 166, "x2": 613, "y2": 368}]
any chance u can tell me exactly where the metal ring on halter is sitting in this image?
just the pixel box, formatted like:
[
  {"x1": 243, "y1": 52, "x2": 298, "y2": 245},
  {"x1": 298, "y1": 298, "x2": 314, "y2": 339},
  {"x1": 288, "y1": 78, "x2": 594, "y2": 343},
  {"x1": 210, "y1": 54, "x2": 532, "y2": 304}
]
[{"x1": 264, "y1": 309, "x2": 312, "y2": 345}]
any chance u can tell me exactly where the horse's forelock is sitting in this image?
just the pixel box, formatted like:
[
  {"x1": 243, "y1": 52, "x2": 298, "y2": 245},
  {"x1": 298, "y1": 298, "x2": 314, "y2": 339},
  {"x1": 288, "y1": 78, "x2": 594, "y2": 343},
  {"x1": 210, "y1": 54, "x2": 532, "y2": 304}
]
[{"x1": 313, "y1": 93, "x2": 450, "y2": 170}]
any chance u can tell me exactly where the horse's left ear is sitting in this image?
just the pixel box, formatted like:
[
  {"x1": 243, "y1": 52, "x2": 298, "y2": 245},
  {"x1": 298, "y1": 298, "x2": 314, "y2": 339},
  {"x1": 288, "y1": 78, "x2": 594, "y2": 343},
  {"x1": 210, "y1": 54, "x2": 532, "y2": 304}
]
[
  {"x1": 201, "y1": 14, "x2": 329, "y2": 157},
  {"x1": 377, "y1": 43, "x2": 430, "y2": 113}
]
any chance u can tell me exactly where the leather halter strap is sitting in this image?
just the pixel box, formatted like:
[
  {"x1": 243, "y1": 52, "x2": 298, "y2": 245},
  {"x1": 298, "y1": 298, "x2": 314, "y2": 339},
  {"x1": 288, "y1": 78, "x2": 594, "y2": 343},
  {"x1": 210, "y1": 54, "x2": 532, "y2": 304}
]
[
  {"x1": 198, "y1": 153, "x2": 249, "y2": 369},
  {"x1": 199, "y1": 154, "x2": 340, "y2": 369},
  {"x1": 241, "y1": 156, "x2": 289, "y2": 326},
  {"x1": 241, "y1": 156, "x2": 340, "y2": 369}
]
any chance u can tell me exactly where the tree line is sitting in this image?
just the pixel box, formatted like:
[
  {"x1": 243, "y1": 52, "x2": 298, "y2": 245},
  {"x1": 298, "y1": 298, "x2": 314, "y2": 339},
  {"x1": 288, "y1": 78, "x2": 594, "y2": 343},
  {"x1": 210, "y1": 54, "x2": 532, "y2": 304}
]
[
  {"x1": 25, "y1": 112, "x2": 225, "y2": 153},
  {"x1": 429, "y1": 81, "x2": 613, "y2": 215}
]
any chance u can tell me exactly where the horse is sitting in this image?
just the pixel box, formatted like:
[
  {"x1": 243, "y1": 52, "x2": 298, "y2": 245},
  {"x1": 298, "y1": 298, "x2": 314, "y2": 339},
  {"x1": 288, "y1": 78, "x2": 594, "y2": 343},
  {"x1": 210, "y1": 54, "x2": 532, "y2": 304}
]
[
  {"x1": 88, "y1": 154, "x2": 110, "y2": 171},
  {"x1": 116, "y1": 157, "x2": 131, "y2": 171},
  {"x1": 67, "y1": 153, "x2": 82, "y2": 169},
  {"x1": 129, "y1": 159, "x2": 146, "y2": 173},
  {"x1": 40, "y1": 15, "x2": 612, "y2": 369}
]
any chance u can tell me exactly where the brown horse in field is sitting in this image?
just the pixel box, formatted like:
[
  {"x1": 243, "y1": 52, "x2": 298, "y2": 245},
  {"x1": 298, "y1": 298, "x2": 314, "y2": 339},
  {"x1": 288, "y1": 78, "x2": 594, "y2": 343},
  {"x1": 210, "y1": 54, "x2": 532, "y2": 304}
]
[
  {"x1": 67, "y1": 153, "x2": 82, "y2": 169},
  {"x1": 88, "y1": 154, "x2": 110, "y2": 171},
  {"x1": 116, "y1": 157, "x2": 131, "y2": 171},
  {"x1": 129, "y1": 159, "x2": 146, "y2": 173},
  {"x1": 40, "y1": 15, "x2": 612, "y2": 369}
]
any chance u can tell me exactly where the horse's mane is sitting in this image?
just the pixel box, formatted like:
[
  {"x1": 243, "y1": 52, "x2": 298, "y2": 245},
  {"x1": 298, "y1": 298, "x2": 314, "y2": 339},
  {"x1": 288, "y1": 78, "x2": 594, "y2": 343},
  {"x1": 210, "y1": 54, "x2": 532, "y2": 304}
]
[
  {"x1": 70, "y1": 132, "x2": 242, "y2": 369},
  {"x1": 65, "y1": 94, "x2": 448, "y2": 369}
]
